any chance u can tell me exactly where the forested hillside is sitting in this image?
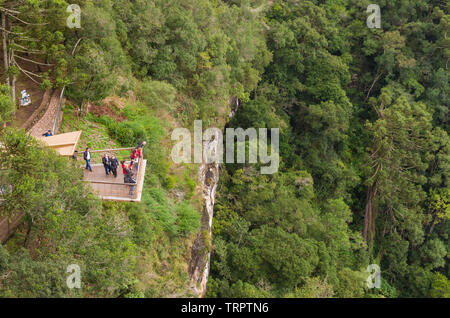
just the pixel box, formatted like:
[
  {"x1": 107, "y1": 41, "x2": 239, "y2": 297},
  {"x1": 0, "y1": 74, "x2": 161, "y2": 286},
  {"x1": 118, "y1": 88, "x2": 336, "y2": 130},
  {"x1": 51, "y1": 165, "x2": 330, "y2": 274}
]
[
  {"x1": 0, "y1": 0, "x2": 272, "y2": 297},
  {"x1": 0, "y1": 0, "x2": 448, "y2": 298},
  {"x1": 208, "y1": 0, "x2": 449, "y2": 298}
]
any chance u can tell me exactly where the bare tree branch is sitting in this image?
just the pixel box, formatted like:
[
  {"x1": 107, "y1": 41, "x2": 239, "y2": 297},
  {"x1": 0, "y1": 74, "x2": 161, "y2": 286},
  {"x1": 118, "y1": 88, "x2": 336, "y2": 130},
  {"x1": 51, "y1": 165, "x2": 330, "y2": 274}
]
[
  {"x1": 14, "y1": 54, "x2": 54, "y2": 66},
  {"x1": 365, "y1": 69, "x2": 383, "y2": 102},
  {"x1": 0, "y1": 7, "x2": 20, "y2": 14},
  {"x1": 5, "y1": 12, "x2": 48, "y2": 26},
  {"x1": 72, "y1": 37, "x2": 84, "y2": 56},
  {"x1": 0, "y1": 26, "x2": 24, "y2": 35},
  {"x1": 13, "y1": 61, "x2": 41, "y2": 84},
  {"x1": 16, "y1": 37, "x2": 39, "y2": 42},
  {"x1": 10, "y1": 42, "x2": 40, "y2": 52},
  {"x1": 13, "y1": 49, "x2": 42, "y2": 54}
]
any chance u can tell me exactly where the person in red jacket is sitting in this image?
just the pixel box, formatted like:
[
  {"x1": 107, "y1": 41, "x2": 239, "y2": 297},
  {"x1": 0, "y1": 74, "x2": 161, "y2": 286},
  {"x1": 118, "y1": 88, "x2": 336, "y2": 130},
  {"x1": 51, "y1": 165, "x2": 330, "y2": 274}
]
[
  {"x1": 121, "y1": 160, "x2": 127, "y2": 175},
  {"x1": 134, "y1": 147, "x2": 143, "y2": 172},
  {"x1": 121, "y1": 160, "x2": 136, "y2": 195},
  {"x1": 121, "y1": 160, "x2": 133, "y2": 175}
]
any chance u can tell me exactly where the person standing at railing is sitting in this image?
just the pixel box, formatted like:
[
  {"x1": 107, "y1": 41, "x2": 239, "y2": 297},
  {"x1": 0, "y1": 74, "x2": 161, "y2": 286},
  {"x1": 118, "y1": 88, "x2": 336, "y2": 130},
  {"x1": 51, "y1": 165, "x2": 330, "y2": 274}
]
[
  {"x1": 131, "y1": 141, "x2": 146, "y2": 172},
  {"x1": 131, "y1": 147, "x2": 137, "y2": 162},
  {"x1": 102, "y1": 153, "x2": 111, "y2": 175},
  {"x1": 121, "y1": 160, "x2": 126, "y2": 175},
  {"x1": 123, "y1": 164, "x2": 137, "y2": 196},
  {"x1": 130, "y1": 148, "x2": 138, "y2": 172},
  {"x1": 110, "y1": 155, "x2": 119, "y2": 178},
  {"x1": 134, "y1": 146, "x2": 143, "y2": 172},
  {"x1": 83, "y1": 147, "x2": 92, "y2": 172},
  {"x1": 121, "y1": 160, "x2": 131, "y2": 175}
]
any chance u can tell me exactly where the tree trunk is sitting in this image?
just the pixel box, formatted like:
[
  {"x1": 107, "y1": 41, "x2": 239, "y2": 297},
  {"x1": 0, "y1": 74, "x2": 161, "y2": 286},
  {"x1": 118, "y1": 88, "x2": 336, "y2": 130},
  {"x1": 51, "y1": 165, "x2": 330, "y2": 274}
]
[
  {"x1": 23, "y1": 221, "x2": 32, "y2": 248},
  {"x1": 12, "y1": 74, "x2": 16, "y2": 106},
  {"x1": 427, "y1": 212, "x2": 438, "y2": 238},
  {"x1": 1, "y1": 11, "x2": 9, "y2": 89},
  {"x1": 10, "y1": 49, "x2": 16, "y2": 107},
  {"x1": 363, "y1": 184, "x2": 377, "y2": 244}
]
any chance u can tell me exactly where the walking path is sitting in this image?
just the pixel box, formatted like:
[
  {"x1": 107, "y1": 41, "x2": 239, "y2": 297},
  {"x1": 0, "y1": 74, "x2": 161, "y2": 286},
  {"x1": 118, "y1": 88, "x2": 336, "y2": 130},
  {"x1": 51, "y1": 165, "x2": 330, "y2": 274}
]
[{"x1": 29, "y1": 89, "x2": 62, "y2": 137}]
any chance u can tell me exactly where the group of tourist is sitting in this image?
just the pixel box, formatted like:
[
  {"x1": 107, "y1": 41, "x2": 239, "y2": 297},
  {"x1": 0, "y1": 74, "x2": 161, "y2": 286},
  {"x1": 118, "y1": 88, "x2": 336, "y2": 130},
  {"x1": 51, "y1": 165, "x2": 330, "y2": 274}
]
[
  {"x1": 101, "y1": 153, "x2": 120, "y2": 177},
  {"x1": 82, "y1": 142, "x2": 146, "y2": 196}
]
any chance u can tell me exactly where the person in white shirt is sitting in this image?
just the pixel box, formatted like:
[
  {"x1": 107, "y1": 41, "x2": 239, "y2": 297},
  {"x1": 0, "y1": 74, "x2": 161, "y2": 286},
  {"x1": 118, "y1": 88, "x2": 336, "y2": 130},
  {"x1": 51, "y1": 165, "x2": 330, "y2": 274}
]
[{"x1": 83, "y1": 147, "x2": 92, "y2": 172}]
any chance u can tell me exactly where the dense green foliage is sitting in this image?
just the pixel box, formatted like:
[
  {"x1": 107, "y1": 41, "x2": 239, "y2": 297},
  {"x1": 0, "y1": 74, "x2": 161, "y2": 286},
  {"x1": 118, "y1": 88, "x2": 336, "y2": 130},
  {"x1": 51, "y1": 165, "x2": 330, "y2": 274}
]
[
  {"x1": 0, "y1": 84, "x2": 14, "y2": 125},
  {"x1": 1, "y1": 0, "x2": 270, "y2": 297},
  {"x1": 208, "y1": 0, "x2": 449, "y2": 298},
  {"x1": 0, "y1": 130, "x2": 135, "y2": 297},
  {"x1": 0, "y1": 0, "x2": 448, "y2": 298}
]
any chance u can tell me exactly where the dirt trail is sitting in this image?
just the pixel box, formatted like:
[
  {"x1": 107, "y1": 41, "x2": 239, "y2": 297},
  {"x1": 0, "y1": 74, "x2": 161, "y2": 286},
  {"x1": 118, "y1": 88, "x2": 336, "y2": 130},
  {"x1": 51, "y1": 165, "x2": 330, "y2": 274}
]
[
  {"x1": 1, "y1": 56, "x2": 50, "y2": 129},
  {"x1": 9, "y1": 78, "x2": 45, "y2": 128}
]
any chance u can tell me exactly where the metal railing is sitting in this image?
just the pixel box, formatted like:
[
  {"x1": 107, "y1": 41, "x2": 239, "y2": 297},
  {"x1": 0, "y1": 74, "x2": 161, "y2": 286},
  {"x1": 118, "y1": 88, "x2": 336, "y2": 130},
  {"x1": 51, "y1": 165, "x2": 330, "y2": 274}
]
[
  {"x1": 80, "y1": 147, "x2": 144, "y2": 200},
  {"x1": 52, "y1": 87, "x2": 65, "y2": 135}
]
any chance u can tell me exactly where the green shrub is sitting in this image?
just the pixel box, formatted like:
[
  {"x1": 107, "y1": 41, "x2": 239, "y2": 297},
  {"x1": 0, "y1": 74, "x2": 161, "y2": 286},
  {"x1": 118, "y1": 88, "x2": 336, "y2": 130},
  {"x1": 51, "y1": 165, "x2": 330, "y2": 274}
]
[
  {"x1": 164, "y1": 175, "x2": 176, "y2": 190},
  {"x1": 176, "y1": 202, "x2": 201, "y2": 236},
  {"x1": 137, "y1": 79, "x2": 177, "y2": 112},
  {"x1": 144, "y1": 188, "x2": 178, "y2": 236},
  {"x1": 107, "y1": 121, "x2": 147, "y2": 146},
  {"x1": 126, "y1": 203, "x2": 154, "y2": 246}
]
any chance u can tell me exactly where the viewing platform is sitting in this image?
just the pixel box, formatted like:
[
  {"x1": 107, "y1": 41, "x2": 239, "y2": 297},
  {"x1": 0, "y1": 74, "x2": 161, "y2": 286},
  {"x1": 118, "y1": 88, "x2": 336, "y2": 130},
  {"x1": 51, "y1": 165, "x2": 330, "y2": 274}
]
[
  {"x1": 82, "y1": 159, "x2": 147, "y2": 202},
  {"x1": 38, "y1": 131, "x2": 147, "y2": 202}
]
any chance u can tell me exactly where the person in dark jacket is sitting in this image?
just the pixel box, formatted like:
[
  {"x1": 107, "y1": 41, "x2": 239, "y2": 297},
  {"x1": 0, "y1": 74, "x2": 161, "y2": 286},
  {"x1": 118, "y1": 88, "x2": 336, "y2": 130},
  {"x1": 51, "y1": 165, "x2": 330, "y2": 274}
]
[
  {"x1": 102, "y1": 153, "x2": 111, "y2": 175},
  {"x1": 137, "y1": 141, "x2": 146, "y2": 148},
  {"x1": 124, "y1": 166, "x2": 137, "y2": 195},
  {"x1": 83, "y1": 147, "x2": 92, "y2": 172},
  {"x1": 109, "y1": 155, "x2": 119, "y2": 178},
  {"x1": 42, "y1": 129, "x2": 52, "y2": 137}
]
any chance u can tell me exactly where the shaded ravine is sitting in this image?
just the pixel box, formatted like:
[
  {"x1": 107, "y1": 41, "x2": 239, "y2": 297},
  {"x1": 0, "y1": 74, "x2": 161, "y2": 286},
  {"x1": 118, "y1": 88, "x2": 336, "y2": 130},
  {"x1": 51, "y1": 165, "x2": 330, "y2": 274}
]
[
  {"x1": 188, "y1": 97, "x2": 240, "y2": 297},
  {"x1": 188, "y1": 133, "x2": 220, "y2": 296}
]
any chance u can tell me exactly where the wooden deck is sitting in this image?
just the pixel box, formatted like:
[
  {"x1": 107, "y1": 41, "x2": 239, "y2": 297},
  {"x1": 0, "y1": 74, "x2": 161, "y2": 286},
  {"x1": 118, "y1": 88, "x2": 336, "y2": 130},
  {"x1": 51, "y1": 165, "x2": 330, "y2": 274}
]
[
  {"x1": 37, "y1": 131, "x2": 82, "y2": 156},
  {"x1": 83, "y1": 160, "x2": 147, "y2": 202}
]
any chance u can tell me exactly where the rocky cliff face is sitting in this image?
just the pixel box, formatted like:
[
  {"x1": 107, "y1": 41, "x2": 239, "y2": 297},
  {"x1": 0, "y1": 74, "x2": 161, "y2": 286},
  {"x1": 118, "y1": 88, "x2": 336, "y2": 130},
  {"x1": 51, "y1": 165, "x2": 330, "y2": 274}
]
[
  {"x1": 188, "y1": 130, "x2": 220, "y2": 297},
  {"x1": 188, "y1": 96, "x2": 240, "y2": 297}
]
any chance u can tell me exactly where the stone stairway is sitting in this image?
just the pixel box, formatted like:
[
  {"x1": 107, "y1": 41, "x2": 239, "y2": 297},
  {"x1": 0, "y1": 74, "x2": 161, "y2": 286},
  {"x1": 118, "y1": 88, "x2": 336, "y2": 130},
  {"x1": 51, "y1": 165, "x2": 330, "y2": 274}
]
[{"x1": 29, "y1": 89, "x2": 62, "y2": 138}]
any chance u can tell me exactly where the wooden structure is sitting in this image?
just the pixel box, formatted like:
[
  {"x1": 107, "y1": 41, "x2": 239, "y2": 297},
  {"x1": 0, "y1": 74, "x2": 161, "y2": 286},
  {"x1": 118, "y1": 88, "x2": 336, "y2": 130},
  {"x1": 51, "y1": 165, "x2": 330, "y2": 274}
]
[
  {"x1": 37, "y1": 132, "x2": 147, "y2": 202},
  {"x1": 37, "y1": 130, "x2": 82, "y2": 156},
  {"x1": 0, "y1": 133, "x2": 147, "y2": 243},
  {"x1": 81, "y1": 147, "x2": 146, "y2": 202}
]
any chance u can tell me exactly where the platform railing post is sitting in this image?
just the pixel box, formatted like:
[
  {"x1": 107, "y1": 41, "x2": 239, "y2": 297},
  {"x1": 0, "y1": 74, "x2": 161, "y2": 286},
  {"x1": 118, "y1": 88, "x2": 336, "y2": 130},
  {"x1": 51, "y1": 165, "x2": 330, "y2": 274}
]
[{"x1": 134, "y1": 150, "x2": 143, "y2": 199}]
